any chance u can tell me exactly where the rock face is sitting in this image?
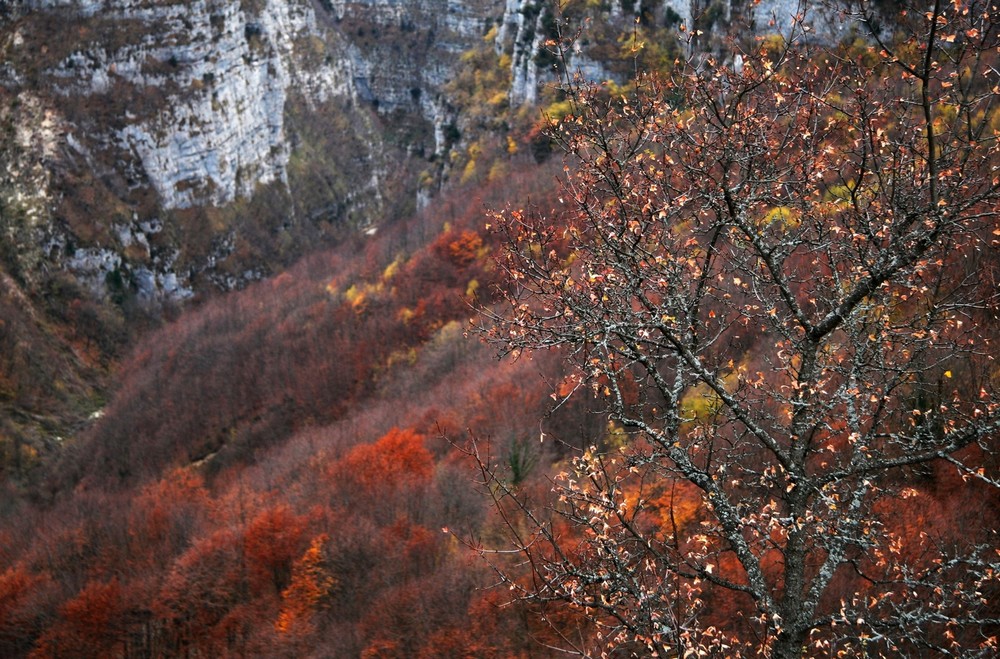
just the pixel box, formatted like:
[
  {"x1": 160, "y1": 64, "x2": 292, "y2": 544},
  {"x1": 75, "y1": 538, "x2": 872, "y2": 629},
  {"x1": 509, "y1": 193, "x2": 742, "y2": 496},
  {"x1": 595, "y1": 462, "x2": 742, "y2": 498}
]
[
  {"x1": 0, "y1": 0, "x2": 857, "y2": 304},
  {"x1": 107, "y1": 2, "x2": 292, "y2": 211},
  {"x1": 2, "y1": 0, "x2": 361, "y2": 301},
  {"x1": 324, "y1": 0, "x2": 498, "y2": 159},
  {"x1": 20, "y1": 0, "x2": 352, "y2": 211}
]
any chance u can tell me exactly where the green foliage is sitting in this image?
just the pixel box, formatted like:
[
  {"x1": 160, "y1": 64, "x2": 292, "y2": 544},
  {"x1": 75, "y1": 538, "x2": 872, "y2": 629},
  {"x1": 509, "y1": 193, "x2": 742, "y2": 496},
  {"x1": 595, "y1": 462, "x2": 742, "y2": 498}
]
[
  {"x1": 505, "y1": 435, "x2": 539, "y2": 485},
  {"x1": 446, "y1": 47, "x2": 512, "y2": 132}
]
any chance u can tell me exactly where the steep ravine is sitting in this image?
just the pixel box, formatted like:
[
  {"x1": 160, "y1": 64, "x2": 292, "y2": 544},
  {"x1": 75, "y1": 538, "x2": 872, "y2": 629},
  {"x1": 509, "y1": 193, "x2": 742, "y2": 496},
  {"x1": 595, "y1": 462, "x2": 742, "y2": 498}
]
[
  {"x1": 0, "y1": 0, "x2": 840, "y2": 302},
  {"x1": 0, "y1": 0, "x2": 858, "y2": 474}
]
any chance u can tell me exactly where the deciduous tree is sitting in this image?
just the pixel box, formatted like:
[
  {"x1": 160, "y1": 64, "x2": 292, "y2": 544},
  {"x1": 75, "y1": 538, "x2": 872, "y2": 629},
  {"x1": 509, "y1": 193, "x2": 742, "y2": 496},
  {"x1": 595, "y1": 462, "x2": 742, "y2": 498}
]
[
  {"x1": 275, "y1": 534, "x2": 337, "y2": 636},
  {"x1": 476, "y1": 3, "x2": 1000, "y2": 656}
]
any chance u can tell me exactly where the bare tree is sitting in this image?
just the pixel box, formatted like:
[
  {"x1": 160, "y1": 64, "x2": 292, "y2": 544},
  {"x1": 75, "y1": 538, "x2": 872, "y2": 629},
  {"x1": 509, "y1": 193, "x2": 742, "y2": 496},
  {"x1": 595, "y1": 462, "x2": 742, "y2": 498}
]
[{"x1": 473, "y1": 2, "x2": 1000, "y2": 656}]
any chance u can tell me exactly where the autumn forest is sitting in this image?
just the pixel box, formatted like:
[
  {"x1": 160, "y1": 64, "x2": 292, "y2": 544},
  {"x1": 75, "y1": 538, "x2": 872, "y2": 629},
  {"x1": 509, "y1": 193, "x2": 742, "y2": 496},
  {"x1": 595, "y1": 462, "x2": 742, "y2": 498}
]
[{"x1": 2, "y1": 1, "x2": 1000, "y2": 658}]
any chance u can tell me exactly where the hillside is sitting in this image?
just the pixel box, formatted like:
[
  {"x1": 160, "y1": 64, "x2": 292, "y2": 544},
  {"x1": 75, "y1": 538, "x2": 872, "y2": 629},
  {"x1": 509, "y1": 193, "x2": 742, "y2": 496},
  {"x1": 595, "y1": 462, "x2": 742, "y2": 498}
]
[
  {"x1": 0, "y1": 165, "x2": 600, "y2": 656},
  {"x1": 0, "y1": 0, "x2": 726, "y2": 469},
  {"x1": 3, "y1": 0, "x2": 997, "y2": 657}
]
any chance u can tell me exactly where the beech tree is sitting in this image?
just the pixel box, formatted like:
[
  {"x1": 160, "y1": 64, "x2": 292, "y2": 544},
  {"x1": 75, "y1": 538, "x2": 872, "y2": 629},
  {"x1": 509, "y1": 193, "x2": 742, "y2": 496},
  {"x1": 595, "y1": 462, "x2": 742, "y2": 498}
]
[{"x1": 476, "y1": 2, "x2": 1000, "y2": 657}]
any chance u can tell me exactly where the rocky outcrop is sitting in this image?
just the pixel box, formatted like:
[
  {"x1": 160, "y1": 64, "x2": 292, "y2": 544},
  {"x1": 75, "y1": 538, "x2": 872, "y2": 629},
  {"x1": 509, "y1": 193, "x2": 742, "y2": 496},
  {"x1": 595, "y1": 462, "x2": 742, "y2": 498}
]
[
  {"x1": 36, "y1": 0, "x2": 354, "y2": 210},
  {"x1": 497, "y1": 0, "x2": 547, "y2": 105},
  {"x1": 749, "y1": 0, "x2": 854, "y2": 41},
  {"x1": 0, "y1": 0, "x2": 860, "y2": 305},
  {"x1": 1, "y1": 0, "x2": 365, "y2": 301},
  {"x1": 324, "y1": 0, "x2": 498, "y2": 157}
]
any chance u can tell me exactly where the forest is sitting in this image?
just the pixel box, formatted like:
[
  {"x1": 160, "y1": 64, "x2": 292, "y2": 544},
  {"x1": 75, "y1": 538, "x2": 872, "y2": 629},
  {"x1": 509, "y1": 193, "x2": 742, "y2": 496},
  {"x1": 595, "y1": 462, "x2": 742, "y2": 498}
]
[{"x1": 1, "y1": 1, "x2": 999, "y2": 657}]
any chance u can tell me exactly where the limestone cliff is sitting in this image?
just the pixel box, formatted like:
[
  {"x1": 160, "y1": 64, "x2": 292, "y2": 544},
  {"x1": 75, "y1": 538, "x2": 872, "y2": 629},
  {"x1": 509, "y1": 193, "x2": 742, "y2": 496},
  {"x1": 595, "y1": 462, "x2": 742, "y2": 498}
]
[
  {"x1": 0, "y1": 0, "x2": 859, "y2": 306},
  {"x1": 0, "y1": 0, "x2": 376, "y2": 298}
]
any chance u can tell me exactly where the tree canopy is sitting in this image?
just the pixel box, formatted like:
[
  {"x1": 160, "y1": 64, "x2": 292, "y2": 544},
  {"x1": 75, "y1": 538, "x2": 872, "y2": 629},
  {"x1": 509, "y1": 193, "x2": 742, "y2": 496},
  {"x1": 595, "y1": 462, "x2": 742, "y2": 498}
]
[{"x1": 476, "y1": 2, "x2": 1000, "y2": 656}]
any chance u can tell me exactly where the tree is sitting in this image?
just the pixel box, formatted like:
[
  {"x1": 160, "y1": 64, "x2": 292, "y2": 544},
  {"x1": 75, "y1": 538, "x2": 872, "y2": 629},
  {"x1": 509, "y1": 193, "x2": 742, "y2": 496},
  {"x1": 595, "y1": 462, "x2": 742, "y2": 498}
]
[
  {"x1": 275, "y1": 534, "x2": 337, "y2": 636},
  {"x1": 0, "y1": 566, "x2": 56, "y2": 656},
  {"x1": 335, "y1": 427, "x2": 434, "y2": 496},
  {"x1": 32, "y1": 578, "x2": 127, "y2": 659},
  {"x1": 243, "y1": 503, "x2": 309, "y2": 596},
  {"x1": 156, "y1": 528, "x2": 245, "y2": 653},
  {"x1": 475, "y1": 3, "x2": 1000, "y2": 657}
]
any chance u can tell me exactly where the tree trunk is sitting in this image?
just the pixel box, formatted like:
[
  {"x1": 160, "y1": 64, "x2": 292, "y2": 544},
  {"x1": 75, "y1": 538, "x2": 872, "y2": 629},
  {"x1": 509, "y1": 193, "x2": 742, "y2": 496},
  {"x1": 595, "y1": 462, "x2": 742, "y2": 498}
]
[{"x1": 772, "y1": 628, "x2": 807, "y2": 659}]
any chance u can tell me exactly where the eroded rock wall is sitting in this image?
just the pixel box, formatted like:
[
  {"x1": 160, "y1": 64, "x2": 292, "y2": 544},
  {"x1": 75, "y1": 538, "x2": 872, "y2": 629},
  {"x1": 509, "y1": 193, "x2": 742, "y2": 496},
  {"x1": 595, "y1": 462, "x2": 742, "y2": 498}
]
[{"x1": 0, "y1": 0, "x2": 859, "y2": 303}]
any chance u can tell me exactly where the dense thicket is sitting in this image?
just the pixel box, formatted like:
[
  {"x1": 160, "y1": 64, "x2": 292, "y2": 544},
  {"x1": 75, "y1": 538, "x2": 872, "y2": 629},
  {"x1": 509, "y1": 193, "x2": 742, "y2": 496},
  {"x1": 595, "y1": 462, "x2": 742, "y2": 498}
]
[{"x1": 0, "y1": 157, "x2": 605, "y2": 656}]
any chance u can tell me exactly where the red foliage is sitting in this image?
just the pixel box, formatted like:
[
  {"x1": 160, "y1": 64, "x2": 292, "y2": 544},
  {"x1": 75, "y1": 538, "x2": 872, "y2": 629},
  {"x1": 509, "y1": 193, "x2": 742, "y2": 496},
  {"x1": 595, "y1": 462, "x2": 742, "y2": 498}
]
[
  {"x1": 32, "y1": 578, "x2": 127, "y2": 659},
  {"x1": 335, "y1": 427, "x2": 434, "y2": 494},
  {"x1": 0, "y1": 567, "x2": 57, "y2": 656},
  {"x1": 275, "y1": 534, "x2": 337, "y2": 636},
  {"x1": 243, "y1": 503, "x2": 309, "y2": 595},
  {"x1": 155, "y1": 528, "x2": 244, "y2": 651},
  {"x1": 434, "y1": 228, "x2": 484, "y2": 268},
  {"x1": 128, "y1": 469, "x2": 209, "y2": 566},
  {"x1": 0, "y1": 153, "x2": 585, "y2": 656}
]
